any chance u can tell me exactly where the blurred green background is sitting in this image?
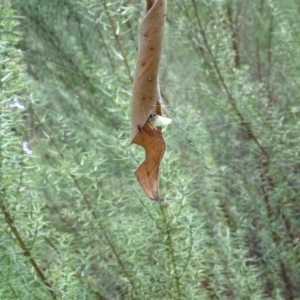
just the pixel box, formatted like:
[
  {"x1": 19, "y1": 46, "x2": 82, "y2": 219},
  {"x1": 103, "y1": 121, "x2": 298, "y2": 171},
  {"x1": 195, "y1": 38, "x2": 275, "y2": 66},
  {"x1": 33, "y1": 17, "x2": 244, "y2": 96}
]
[{"x1": 1, "y1": 0, "x2": 300, "y2": 299}]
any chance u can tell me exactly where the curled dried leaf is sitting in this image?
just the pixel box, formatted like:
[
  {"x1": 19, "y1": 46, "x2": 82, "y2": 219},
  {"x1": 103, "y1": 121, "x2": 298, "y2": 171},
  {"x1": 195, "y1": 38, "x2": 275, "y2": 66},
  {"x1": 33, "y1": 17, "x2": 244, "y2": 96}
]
[
  {"x1": 130, "y1": 0, "x2": 167, "y2": 200},
  {"x1": 132, "y1": 122, "x2": 165, "y2": 200},
  {"x1": 130, "y1": 0, "x2": 167, "y2": 143}
]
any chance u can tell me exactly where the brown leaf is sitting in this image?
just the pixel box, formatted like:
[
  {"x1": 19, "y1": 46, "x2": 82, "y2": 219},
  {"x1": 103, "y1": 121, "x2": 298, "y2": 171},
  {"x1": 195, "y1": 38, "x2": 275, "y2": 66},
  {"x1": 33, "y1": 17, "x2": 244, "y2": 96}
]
[
  {"x1": 130, "y1": 0, "x2": 167, "y2": 143},
  {"x1": 132, "y1": 114, "x2": 165, "y2": 201},
  {"x1": 130, "y1": 0, "x2": 167, "y2": 200}
]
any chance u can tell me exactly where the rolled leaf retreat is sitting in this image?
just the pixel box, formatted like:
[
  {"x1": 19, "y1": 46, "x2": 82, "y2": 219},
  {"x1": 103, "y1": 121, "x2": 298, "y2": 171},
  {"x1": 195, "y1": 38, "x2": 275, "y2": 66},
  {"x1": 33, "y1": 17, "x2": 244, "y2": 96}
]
[{"x1": 130, "y1": 0, "x2": 168, "y2": 200}]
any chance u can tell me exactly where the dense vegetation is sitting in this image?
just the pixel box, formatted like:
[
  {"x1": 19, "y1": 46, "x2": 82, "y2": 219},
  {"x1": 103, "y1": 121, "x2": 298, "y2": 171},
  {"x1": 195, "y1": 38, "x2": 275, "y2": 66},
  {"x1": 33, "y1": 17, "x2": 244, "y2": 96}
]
[{"x1": 1, "y1": 0, "x2": 300, "y2": 299}]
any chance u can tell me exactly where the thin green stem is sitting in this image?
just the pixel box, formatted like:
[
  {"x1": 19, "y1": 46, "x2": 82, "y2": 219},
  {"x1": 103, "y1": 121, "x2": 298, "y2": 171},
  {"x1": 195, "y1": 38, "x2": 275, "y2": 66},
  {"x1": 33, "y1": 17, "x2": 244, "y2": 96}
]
[
  {"x1": 159, "y1": 202, "x2": 182, "y2": 299},
  {"x1": 191, "y1": 0, "x2": 269, "y2": 159},
  {"x1": 102, "y1": 0, "x2": 133, "y2": 83}
]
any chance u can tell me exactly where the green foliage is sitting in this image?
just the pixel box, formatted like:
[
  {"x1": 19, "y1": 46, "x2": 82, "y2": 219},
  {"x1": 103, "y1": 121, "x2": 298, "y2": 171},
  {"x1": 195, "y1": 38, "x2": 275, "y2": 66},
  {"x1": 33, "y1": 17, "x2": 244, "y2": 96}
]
[
  {"x1": 1, "y1": 0, "x2": 299, "y2": 299},
  {"x1": 0, "y1": 5, "x2": 53, "y2": 299}
]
